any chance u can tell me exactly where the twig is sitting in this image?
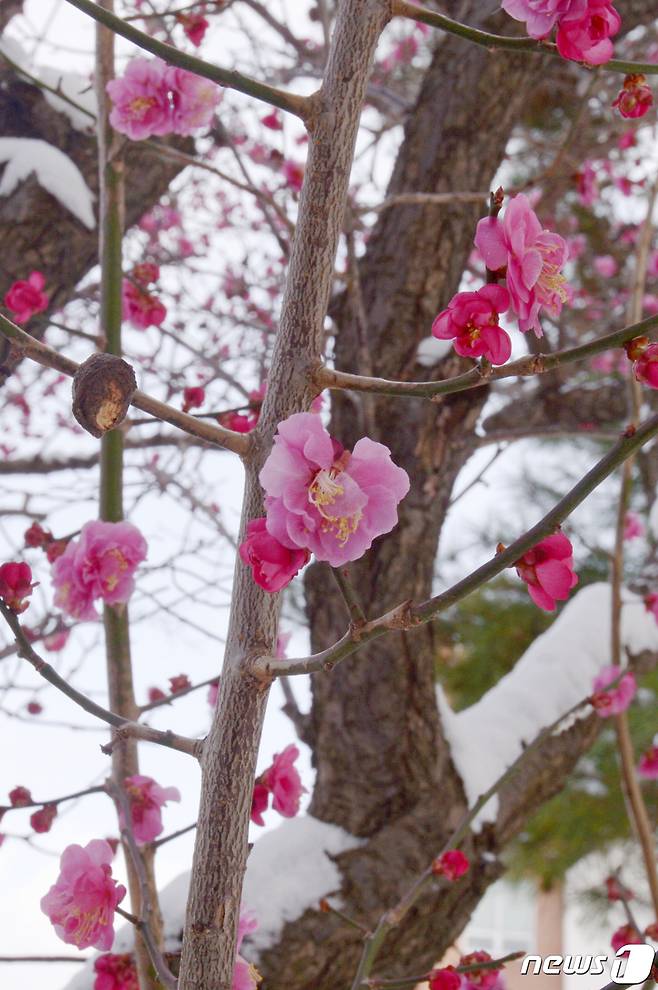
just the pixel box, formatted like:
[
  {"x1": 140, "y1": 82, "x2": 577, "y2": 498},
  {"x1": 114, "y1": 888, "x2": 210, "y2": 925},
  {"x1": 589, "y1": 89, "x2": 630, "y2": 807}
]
[
  {"x1": 331, "y1": 566, "x2": 367, "y2": 626},
  {"x1": 0, "y1": 602, "x2": 202, "y2": 758},
  {"x1": 0, "y1": 313, "x2": 250, "y2": 455},
  {"x1": 108, "y1": 781, "x2": 178, "y2": 990},
  {"x1": 391, "y1": 0, "x2": 658, "y2": 76},
  {"x1": 0, "y1": 784, "x2": 106, "y2": 814},
  {"x1": 62, "y1": 0, "x2": 311, "y2": 118},
  {"x1": 314, "y1": 311, "x2": 658, "y2": 401},
  {"x1": 253, "y1": 411, "x2": 658, "y2": 679}
]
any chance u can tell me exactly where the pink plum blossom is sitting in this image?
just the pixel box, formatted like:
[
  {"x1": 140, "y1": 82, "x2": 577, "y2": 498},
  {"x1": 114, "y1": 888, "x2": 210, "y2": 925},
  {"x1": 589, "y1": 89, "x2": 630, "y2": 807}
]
[
  {"x1": 637, "y1": 745, "x2": 658, "y2": 779},
  {"x1": 52, "y1": 520, "x2": 147, "y2": 620},
  {"x1": 259, "y1": 413, "x2": 410, "y2": 568},
  {"x1": 250, "y1": 783, "x2": 269, "y2": 826},
  {"x1": 94, "y1": 952, "x2": 138, "y2": 990},
  {"x1": 623, "y1": 511, "x2": 644, "y2": 541},
  {"x1": 515, "y1": 533, "x2": 578, "y2": 611},
  {"x1": 613, "y1": 74, "x2": 654, "y2": 119},
  {"x1": 182, "y1": 386, "x2": 205, "y2": 413},
  {"x1": 0, "y1": 561, "x2": 34, "y2": 613},
  {"x1": 40, "y1": 839, "x2": 126, "y2": 950},
  {"x1": 239, "y1": 517, "x2": 310, "y2": 593},
  {"x1": 591, "y1": 666, "x2": 637, "y2": 717},
  {"x1": 166, "y1": 66, "x2": 221, "y2": 136},
  {"x1": 121, "y1": 775, "x2": 181, "y2": 845},
  {"x1": 43, "y1": 628, "x2": 71, "y2": 652},
  {"x1": 106, "y1": 59, "x2": 172, "y2": 140},
  {"x1": 431, "y1": 285, "x2": 512, "y2": 365},
  {"x1": 474, "y1": 193, "x2": 569, "y2": 336},
  {"x1": 593, "y1": 254, "x2": 618, "y2": 278},
  {"x1": 556, "y1": 0, "x2": 621, "y2": 66},
  {"x1": 122, "y1": 280, "x2": 167, "y2": 329},
  {"x1": 4, "y1": 271, "x2": 49, "y2": 323},
  {"x1": 459, "y1": 952, "x2": 504, "y2": 990},
  {"x1": 262, "y1": 744, "x2": 305, "y2": 818},
  {"x1": 501, "y1": 0, "x2": 586, "y2": 38},
  {"x1": 233, "y1": 910, "x2": 260, "y2": 990}
]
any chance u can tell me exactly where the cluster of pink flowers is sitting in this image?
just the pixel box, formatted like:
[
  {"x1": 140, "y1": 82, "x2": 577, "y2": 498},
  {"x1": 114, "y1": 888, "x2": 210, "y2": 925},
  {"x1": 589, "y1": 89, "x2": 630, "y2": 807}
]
[
  {"x1": 122, "y1": 262, "x2": 166, "y2": 329},
  {"x1": 120, "y1": 775, "x2": 181, "y2": 845},
  {"x1": 107, "y1": 57, "x2": 220, "y2": 140},
  {"x1": 3, "y1": 271, "x2": 49, "y2": 323},
  {"x1": 40, "y1": 839, "x2": 126, "y2": 950},
  {"x1": 94, "y1": 952, "x2": 138, "y2": 990},
  {"x1": 0, "y1": 561, "x2": 35, "y2": 613},
  {"x1": 251, "y1": 744, "x2": 305, "y2": 825},
  {"x1": 502, "y1": 0, "x2": 621, "y2": 65},
  {"x1": 52, "y1": 520, "x2": 147, "y2": 620},
  {"x1": 514, "y1": 532, "x2": 578, "y2": 611},
  {"x1": 590, "y1": 665, "x2": 637, "y2": 717},
  {"x1": 475, "y1": 194, "x2": 569, "y2": 337},
  {"x1": 243, "y1": 413, "x2": 409, "y2": 591},
  {"x1": 613, "y1": 74, "x2": 654, "y2": 119}
]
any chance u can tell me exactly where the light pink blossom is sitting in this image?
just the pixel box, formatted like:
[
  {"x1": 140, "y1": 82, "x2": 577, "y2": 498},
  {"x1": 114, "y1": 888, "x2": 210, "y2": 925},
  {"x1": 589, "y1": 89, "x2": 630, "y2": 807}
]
[
  {"x1": 431, "y1": 285, "x2": 512, "y2": 365},
  {"x1": 166, "y1": 66, "x2": 221, "y2": 136},
  {"x1": 638, "y1": 744, "x2": 658, "y2": 779},
  {"x1": 52, "y1": 520, "x2": 147, "y2": 620},
  {"x1": 475, "y1": 193, "x2": 569, "y2": 336},
  {"x1": 233, "y1": 910, "x2": 260, "y2": 990},
  {"x1": 106, "y1": 58, "x2": 172, "y2": 140},
  {"x1": 501, "y1": 0, "x2": 586, "y2": 39},
  {"x1": 556, "y1": 0, "x2": 621, "y2": 66},
  {"x1": 593, "y1": 254, "x2": 618, "y2": 278},
  {"x1": 40, "y1": 839, "x2": 126, "y2": 950},
  {"x1": 591, "y1": 665, "x2": 637, "y2": 717},
  {"x1": 121, "y1": 775, "x2": 181, "y2": 845},
  {"x1": 4, "y1": 271, "x2": 49, "y2": 323},
  {"x1": 239, "y1": 517, "x2": 310, "y2": 593},
  {"x1": 515, "y1": 533, "x2": 578, "y2": 611},
  {"x1": 260, "y1": 413, "x2": 410, "y2": 568}
]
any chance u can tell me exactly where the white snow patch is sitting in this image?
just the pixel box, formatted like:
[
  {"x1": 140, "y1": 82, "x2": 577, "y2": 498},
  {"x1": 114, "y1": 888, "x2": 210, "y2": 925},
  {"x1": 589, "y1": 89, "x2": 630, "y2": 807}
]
[
  {"x1": 415, "y1": 335, "x2": 453, "y2": 367},
  {"x1": 39, "y1": 68, "x2": 97, "y2": 131},
  {"x1": 0, "y1": 36, "x2": 31, "y2": 72},
  {"x1": 62, "y1": 816, "x2": 362, "y2": 988},
  {"x1": 437, "y1": 583, "x2": 658, "y2": 828},
  {"x1": 0, "y1": 138, "x2": 95, "y2": 229}
]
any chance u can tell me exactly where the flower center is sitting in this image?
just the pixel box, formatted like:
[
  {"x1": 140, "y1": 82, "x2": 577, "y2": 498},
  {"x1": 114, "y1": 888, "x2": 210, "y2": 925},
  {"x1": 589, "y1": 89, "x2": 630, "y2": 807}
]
[
  {"x1": 129, "y1": 96, "x2": 157, "y2": 119},
  {"x1": 308, "y1": 467, "x2": 362, "y2": 546}
]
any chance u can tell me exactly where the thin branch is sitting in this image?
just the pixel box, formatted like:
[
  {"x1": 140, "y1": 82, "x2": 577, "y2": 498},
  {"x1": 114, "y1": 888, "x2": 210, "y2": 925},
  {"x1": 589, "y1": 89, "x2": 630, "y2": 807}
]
[
  {"x1": 391, "y1": 0, "x2": 658, "y2": 76},
  {"x1": 108, "y1": 781, "x2": 178, "y2": 990},
  {"x1": 331, "y1": 566, "x2": 367, "y2": 626},
  {"x1": 0, "y1": 784, "x2": 106, "y2": 814},
  {"x1": 0, "y1": 602, "x2": 202, "y2": 757},
  {"x1": 314, "y1": 311, "x2": 658, "y2": 401},
  {"x1": 366, "y1": 952, "x2": 526, "y2": 989},
  {"x1": 62, "y1": 0, "x2": 311, "y2": 118},
  {"x1": 0, "y1": 313, "x2": 250, "y2": 455},
  {"x1": 253, "y1": 411, "x2": 658, "y2": 679},
  {"x1": 0, "y1": 956, "x2": 89, "y2": 963}
]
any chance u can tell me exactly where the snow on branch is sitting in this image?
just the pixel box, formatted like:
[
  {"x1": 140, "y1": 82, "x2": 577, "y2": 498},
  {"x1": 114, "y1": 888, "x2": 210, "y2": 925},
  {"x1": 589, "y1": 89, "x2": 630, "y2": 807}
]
[
  {"x1": 0, "y1": 137, "x2": 96, "y2": 229},
  {"x1": 437, "y1": 583, "x2": 658, "y2": 828}
]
